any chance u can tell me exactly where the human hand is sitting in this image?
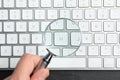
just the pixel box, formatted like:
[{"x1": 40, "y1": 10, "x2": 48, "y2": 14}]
[{"x1": 5, "y1": 54, "x2": 49, "y2": 80}]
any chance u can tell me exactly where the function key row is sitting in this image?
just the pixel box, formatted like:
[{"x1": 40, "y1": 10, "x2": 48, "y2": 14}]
[{"x1": 0, "y1": 0, "x2": 120, "y2": 8}]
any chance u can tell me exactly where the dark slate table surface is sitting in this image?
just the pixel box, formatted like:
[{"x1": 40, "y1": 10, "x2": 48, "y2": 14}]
[{"x1": 1, "y1": 70, "x2": 120, "y2": 80}]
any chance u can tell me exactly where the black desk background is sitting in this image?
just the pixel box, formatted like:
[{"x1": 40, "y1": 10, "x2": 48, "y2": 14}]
[{"x1": 1, "y1": 70, "x2": 120, "y2": 80}]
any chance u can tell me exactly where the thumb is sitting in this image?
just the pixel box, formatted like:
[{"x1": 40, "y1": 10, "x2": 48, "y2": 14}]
[{"x1": 31, "y1": 68, "x2": 49, "y2": 80}]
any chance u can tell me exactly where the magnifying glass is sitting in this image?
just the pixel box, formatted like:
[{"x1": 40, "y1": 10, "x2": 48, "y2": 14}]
[{"x1": 34, "y1": 18, "x2": 82, "y2": 72}]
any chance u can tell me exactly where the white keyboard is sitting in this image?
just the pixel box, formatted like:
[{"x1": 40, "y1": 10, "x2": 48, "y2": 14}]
[{"x1": 0, "y1": 0, "x2": 120, "y2": 70}]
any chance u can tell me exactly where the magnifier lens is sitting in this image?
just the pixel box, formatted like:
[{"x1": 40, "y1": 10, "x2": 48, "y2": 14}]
[{"x1": 43, "y1": 18, "x2": 81, "y2": 57}]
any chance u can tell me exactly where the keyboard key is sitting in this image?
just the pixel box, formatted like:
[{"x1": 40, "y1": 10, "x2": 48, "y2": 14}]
[
  {"x1": 0, "y1": 0, "x2": 1, "y2": 7},
  {"x1": 88, "y1": 58, "x2": 102, "y2": 68},
  {"x1": 117, "y1": 21, "x2": 120, "y2": 31},
  {"x1": 0, "y1": 22, "x2": 2, "y2": 32},
  {"x1": 66, "y1": 0, "x2": 77, "y2": 7},
  {"x1": 35, "y1": 10, "x2": 46, "y2": 19},
  {"x1": 19, "y1": 34, "x2": 30, "y2": 44},
  {"x1": 101, "y1": 46, "x2": 112, "y2": 56},
  {"x1": 88, "y1": 46, "x2": 99, "y2": 56},
  {"x1": 91, "y1": 21, "x2": 102, "y2": 32},
  {"x1": 0, "y1": 58, "x2": 8, "y2": 68},
  {"x1": 63, "y1": 49, "x2": 76, "y2": 56},
  {"x1": 4, "y1": 22, "x2": 15, "y2": 32},
  {"x1": 98, "y1": 9, "x2": 109, "y2": 19},
  {"x1": 28, "y1": 0, "x2": 39, "y2": 7},
  {"x1": 95, "y1": 34, "x2": 105, "y2": 44},
  {"x1": 16, "y1": 0, "x2": 27, "y2": 7},
  {"x1": 26, "y1": 46, "x2": 36, "y2": 55},
  {"x1": 60, "y1": 10, "x2": 71, "y2": 18},
  {"x1": 1, "y1": 46, "x2": 12, "y2": 56},
  {"x1": 3, "y1": 0, "x2": 14, "y2": 7},
  {"x1": 79, "y1": 21, "x2": 89, "y2": 32},
  {"x1": 117, "y1": 58, "x2": 120, "y2": 67},
  {"x1": 50, "y1": 19, "x2": 64, "y2": 30},
  {"x1": 104, "y1": 58, "x2": 114, "y2": 68},
  {"x1": 49, "y1": 58, "x2": 86, "y2": 68},
  {"x1": 10, "y1": 58, "x2": 20, "y2": 68},
  {"x1": 76, "y1": 46, "x2": 86, "y2": 56},
  {"x1": 71, "y1": 32, "x2": 81, "y2": 46},
  {"x1": 85, "y1": 9, "x2": 96, "y2": 19},
  {"x1": 41, "y1": 21, "x2": 50, "y2": 31},
  {"x1": 82, "y1": 34, "x2": 92, "y2": 44},
  {"x1": 67, "y1": 20, "x2": 79, "y2": 29},
  {"x1": 45, "y1": 32, "x2": 52, "y2": 45},
  {"x1": 54, "y1": 32, "x2": 68, "y2": 45},
  {"x1": 53, "y1": 0, "x2": 64, "y2": 7},
  {"x1": 16, "y1": 22, "x2": 27, "y2": 32},
  {"x1": 0, "y1": 10, "x2": 8, "y2": 20},
  {"x1": 107, "y1": 34, "x2": 118, "y2": 44},
  {"x1": 38, "y1": 46, "x2": 48, "y2": 56},
  {"x1": 32, "y1": 34, "x2": 42, "y2": 44},
  {"x1": 72, "y1": 9, "x2": 83, "y2": 20},
  {"x1": 104, "y1": 21, "x2": 115, "y2": 32},
  {"x1": 0, "y1": 34, "x2": 5, "y2": 44},
  {"x1": 104, "y1": 0, "x2": 115, "y2": 7},
  {"x1": 49, "y1": 48, "x2": 60, "y2": 56},
  {"x1": 117, "y1": 0, "x2": 120, "y2": 6},
  {"x1": 10, "y1": 9, "x2": 21, "y2": 20},
  {"x1": 91, "y1": 0, "x2": 102, "y2": 7},
  {"x1": 114, "y1": 46, "x2": 120, "y2": 56},
  {"x1": 22, "y1": 10, "x2": 33, "y2": 20},
  {"x1": 28, "y1": 22, "x2": 40, "y2": 32},
  {"x1": 47, "y1": 10, "x2": 58, "y2": 19},
  {"x1": 79, "y1": 0, "x2": 89, "y2": 7},
  {"x1": 7, "y1": 34, "x2": 18, "y2": 44},
  {"x1": 13, "y1": 46, "x2": 24, "y2": 56},
  {"x1": 110, "y1": 9, "x2": 120, "y2": 19},
  {"x1": 41, "y1": 0, "x2": 51, "y2": 7}
]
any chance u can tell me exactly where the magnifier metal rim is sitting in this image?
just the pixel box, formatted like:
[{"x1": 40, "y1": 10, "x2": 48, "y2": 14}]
[{"x1": 43, "y1": 18, "x2": 82, "y2": 56}]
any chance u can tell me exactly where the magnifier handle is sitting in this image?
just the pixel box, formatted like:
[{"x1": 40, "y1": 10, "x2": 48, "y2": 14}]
[
  {"x1": 40, "y1": 60, "x2": 49, "y2": 68},
  {"x1": 33, "y1": 59, "x2": 49, "y2": 73}
]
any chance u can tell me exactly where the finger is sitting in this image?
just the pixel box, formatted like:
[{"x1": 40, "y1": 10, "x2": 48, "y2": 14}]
[
  {"x1": 31, "y1": 68, "x2": 49, "y2": 80},
  {"x1": 11, "y1": 53, "x2": 42, "y2": 80}
]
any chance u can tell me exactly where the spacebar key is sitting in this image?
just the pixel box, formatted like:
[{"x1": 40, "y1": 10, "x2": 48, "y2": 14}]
[{"x1": 48, "y1": 57, "x2": 86, "y2": 69}]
